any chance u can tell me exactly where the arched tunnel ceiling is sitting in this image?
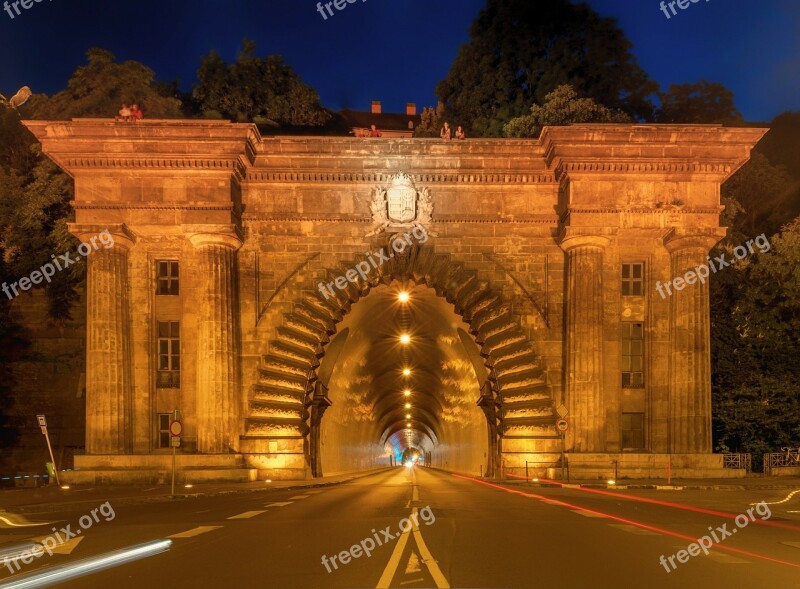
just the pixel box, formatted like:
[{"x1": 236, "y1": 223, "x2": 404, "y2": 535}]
[{"x1": 319, "y1": 282, "x2": 486, "y2": 452}]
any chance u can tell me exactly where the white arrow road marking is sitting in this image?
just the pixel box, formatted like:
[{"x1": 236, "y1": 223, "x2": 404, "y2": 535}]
[
  {"x1": 227, "y1": 510, "x2": 267, "y2": 520},
  {"x1": 265, "y1": 502, "x2": 293, "y2": 507},
  {"x1": 288, "y1": 495, "x2": 310, "y2": 500},
  {"x1": 0, "y1": 514, "x2": 51, "y2": 528},
  {"x1": 167, "y1": 526, "x2": 223, "y2": 538}
]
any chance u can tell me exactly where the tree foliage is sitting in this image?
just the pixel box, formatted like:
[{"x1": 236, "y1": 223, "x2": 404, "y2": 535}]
[
  {"x1": 31, "y1": 49, "x2": 183, "y2": 119},
  {"x1": 656, "y1": 81, "x2": 743, "y2": 124},
  {"x1": 414, "y1": 103, "x2": 445, "y2": 138},
  {"x1": 436, "y1": 0, "x2": 656, "y2": 137},
  {"x1": 194, "y1": 40, "x2": 330, "y2": 126},
  {"x1": 502, "y1": 85, "x2": 632, "y2": 138}
]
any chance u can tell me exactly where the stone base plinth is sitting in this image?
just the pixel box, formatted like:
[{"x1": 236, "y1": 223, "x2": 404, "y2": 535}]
[
  {"x1": 63, "y1": 454, "x2": 258, "y2": 485},
  {"x1": 500, "y1": 453, "x2": 747, "y2": 480}
]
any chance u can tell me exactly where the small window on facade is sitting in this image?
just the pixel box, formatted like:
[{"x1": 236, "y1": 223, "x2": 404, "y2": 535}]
[
  {"x1": 157, "y1": 413, "x2": 171, "y2": 449},
  {"x1": 621, "y1": 263, "x2": 644, "y2": 296},
  {"x1": 157, "y1": 321, "x2": 180, "y2": 388},
  {"x1": 156, "y1": 260, "x2": 180, "y2": 296},
  {"x1": 621, "y1": 412, "x2": 645, "y2": 449},
  {"x1": 622, "y1": 322, "x2": 644, "y2": 388}
]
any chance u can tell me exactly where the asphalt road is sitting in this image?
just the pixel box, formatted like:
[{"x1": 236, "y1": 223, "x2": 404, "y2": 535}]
[{"x1": 1, "y1": 467, "x2": 799, "y2": 588}]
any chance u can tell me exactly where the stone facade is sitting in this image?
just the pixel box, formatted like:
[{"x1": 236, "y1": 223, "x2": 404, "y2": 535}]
[{"x1": 24, "y1": 119, "x2": 765, "y2": 482}]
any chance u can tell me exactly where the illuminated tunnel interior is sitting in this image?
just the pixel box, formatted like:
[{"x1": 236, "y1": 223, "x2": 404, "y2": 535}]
[{"x1": 318, "y1": 283, "x2": 489, "y2": 476}]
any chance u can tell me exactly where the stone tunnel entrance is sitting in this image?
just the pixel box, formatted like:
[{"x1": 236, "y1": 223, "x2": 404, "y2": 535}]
[{"x1": 24, "y1": 120, "x2": 766, "y2": 484}]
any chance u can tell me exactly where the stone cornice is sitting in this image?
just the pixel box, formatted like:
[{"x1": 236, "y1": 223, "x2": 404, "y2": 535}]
[{"x1": 244, "y1": 171, "x2": 556, "y2": 184}]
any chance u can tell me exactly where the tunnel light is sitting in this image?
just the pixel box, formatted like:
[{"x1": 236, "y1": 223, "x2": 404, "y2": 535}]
[
  {"x1": 406, "y1": 413, "x2": 411, "y2": 419},
  {"x1": 404, "y1": 389, "x2": 411, "y2": 396},
  {"x1": 399, "y1": 333, "x2": 411, "y2": 345},
  {"x1": 607, "y1": 479, "x2": 616, "y2": 486},
  {"x1": 398, "y1": 291, "x2": 410, "y2": 303},
  {"x1": 405, "y1": 402, "x2": 411, "y2": 409},
  {"x1": 402, "y1": 368, "x2": 411, "y2": 376}
]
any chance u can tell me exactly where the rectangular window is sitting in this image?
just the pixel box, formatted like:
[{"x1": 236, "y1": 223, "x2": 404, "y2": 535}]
[
  {"x1": 157, "y1": 413, "x2": 171, "y2": 449},
  {"x1": 621, "y1": 412, "x2": 645, "y2": 450},
  {"x1": 156, "y1": 260, "x2": 180, "y2": 296},
  {"x1": 621, "y1": 263, "x2": 644, "y2": 296},
  {"x1": 157, "y1": 321, "x2": 180, "y2": 388},
  {"x1": 621, "y1": 322, "x2": 644, "y2": 388}
]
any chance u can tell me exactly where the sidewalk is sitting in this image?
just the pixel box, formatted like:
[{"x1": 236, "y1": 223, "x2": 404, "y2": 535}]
[
  {"x1": 0, "y1": 468, "x2": 392, "y2": 515},
  {"x1": 502, "y1": 474, "x2": 800, "y2": 491}
]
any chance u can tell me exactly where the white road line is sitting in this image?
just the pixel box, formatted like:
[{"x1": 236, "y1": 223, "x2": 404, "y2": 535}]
[
  {"x1": 167, "y1": 526, "x2": 222, "y2": 538},
  {"x1": 289, "y1": 495, "x2": 310, "y2": 500},
  {"x1": 782, "y1": 541, "x2": 800, "y2": 549},
  {"x1": 266, "y1": 502, "x2": 294, "y2": 507},
  {"x1": 608, "y1": 524, "x2": 660, "y2": 536},
  {"x1": 706, "y1": 552, "x2": 750, "y2": 564},
  {"x1": 227, "y1": 510, "x2": 267, "y2": 520},
  {"x1": 305, "y1": 490, "x2": 324, "y2": 494},
  {"x1": 571, "y1": 510, "x2": 608, "y2": 518},
  {"x1": 410, "y1": 509, "x2": 449, "y2": 588},
  {"x1": 376, "y1": 522, "x2": 411, "y2": 588}
]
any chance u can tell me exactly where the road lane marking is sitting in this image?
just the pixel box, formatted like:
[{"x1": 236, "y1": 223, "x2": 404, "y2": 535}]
[
  {"x1": 227, "y1": 510, "x2": 267, "y2": 520},
  {"x1": 782, "y1": 542, "x2": 800, "y2": 549},
  {"x1": 376, "y1": 520, "x2": 411, "y2": 588},
  {"x1": 167, "y1": 526, "x2": 223, "y2": 538},
  {"x1": 706, "y1": 552, "x2": 750, "y2": 564},
  {"x1": 289, "y1": 495, "x2": 310, "y2": 500},
  {"x1": 454, "y1": 473, "x2": 800, "y2": 571},
  {"x1": 266, "y1": 502, "x2": 294, "y2": 507},
  {"x1": 608, "y1": 524, "x2": 660, "y2": 536},
  {"x1": 571, "y1": 510, "x2": 608, "y2": 518},
  {"x1": 410, "y1": 508, "x2": 449, "y2": 588},
  {"x1": 28, "y1": 536, "x2": 84, "y2": 554},
  {"x1": 305, "y1": 490, "x2": 323, "y2": 494}
]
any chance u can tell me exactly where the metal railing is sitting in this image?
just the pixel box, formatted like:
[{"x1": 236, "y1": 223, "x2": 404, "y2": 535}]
[
  {"x1": 764, "y1": 448, "x2": 800, "y2": 474},
  {"x1": 722, "y1": 453, "x2": 752, "y2": 471}
]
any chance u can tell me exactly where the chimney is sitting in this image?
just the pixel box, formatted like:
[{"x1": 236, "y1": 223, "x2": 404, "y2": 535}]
[
  {"x1": 371, "y1": 101, "x2": 382, "y2": 114},
  {"x1": 406, "y1": 102, "x2": 417, "y2": 116}
]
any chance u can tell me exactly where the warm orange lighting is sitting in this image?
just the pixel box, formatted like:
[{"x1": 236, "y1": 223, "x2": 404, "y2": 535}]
[
  {"x1": 398, "y1": 291, "x2": 410, "y2": 303},
  {"x1": 404, "y1": 389, "x2": 411, "y2": 396},
  {"x1": 405, "y1": 402, "x2": 411, "y2": 409},
  {"x1": 406, "y1": 413, "x2": 411, "y2": 419},
  {"x1": 399, "y1": 333, "x2": 411, "y2": 345},
  {"x1": 402, "y1": 368, "x2": 411, "y2": 376}
]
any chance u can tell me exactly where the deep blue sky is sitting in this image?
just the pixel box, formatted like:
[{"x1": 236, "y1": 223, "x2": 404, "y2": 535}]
[{"x1": 0, "y1": 0, "x2": 797, "y2": 121}]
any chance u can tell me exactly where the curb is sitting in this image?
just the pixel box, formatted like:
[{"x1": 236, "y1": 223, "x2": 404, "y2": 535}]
[{"x1": 1, "y1": 468, "x2": 392, "y2": 515}]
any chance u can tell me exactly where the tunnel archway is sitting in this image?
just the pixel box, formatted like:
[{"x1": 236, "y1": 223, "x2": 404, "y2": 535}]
[
  {"x1": 316, "y1": 282, "x2": 490, "y2": 476},
  {"x1": 247, "y1": 242, "x2": 556, "y2": 478}
]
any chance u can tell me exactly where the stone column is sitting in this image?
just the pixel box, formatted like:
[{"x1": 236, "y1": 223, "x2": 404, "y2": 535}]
[
  {"x1": 70, "y1": 224, "x2": 136, "y2": 455},
  {"x1": 561, "y1": 235, "x2": 609, "y2": 452},
  {"x1": 190, "y1": 232, "x2": 242, "y2": 454},
  {"x1": 664, "y1": 236, "x2": 715, "y2": 453}
]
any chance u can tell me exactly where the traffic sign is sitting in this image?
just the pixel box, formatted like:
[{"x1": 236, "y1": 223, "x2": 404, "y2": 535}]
[
  {"x1": 170, "y1": 436, "x2": 181, "y2": 448},
  {"x1": 556, "y1": 404, "x2": 568, "y2": 418},
  {"x1": 169, "y1": 420, "x2": 183, "y2": 437},
  {"x1": 556, "y1": 418, "x2": 569, "y2": 432}
]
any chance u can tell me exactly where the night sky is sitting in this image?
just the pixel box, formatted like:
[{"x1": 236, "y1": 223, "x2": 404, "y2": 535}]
[{"x1": 0, "y1": 0, "x2": 797, "y2": 121}]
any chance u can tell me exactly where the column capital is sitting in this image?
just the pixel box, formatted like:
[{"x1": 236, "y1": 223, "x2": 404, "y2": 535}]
[
  {"x1": 557, "y1": 231, "x2": 612, "y2": 252},
  {"x1": 184, "y1": 224, "x2": 243, "y2": 250},
  {"x1": 67, "y1": 223, "x2": 137, "y2": 250},
  {"x1": 662, "y1": 228, "x2": 725, "y2": 255}
]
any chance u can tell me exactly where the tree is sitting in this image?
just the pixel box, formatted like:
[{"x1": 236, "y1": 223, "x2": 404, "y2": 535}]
[
  {"x1": 711, "y1": 220, "x2": 800, "y2": 460},
  {"x1": 414, "y1": 103, "x2": 445, "y2": 138},
  {"x1": 502, "y1": 85, "x2": 632, "y2": 138},
  {"x1": 436, "y1": 0, "x2": 656, "y2": 137},
  {"x1": 194, "y1": 40, "x2": 330, "y2": 126},
  {"x1": 656, "y1": 81, "x2": 743, "y2": 124},
  {"x1": 31, "y1": 49, "x2": 183, "y2": 119}
]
